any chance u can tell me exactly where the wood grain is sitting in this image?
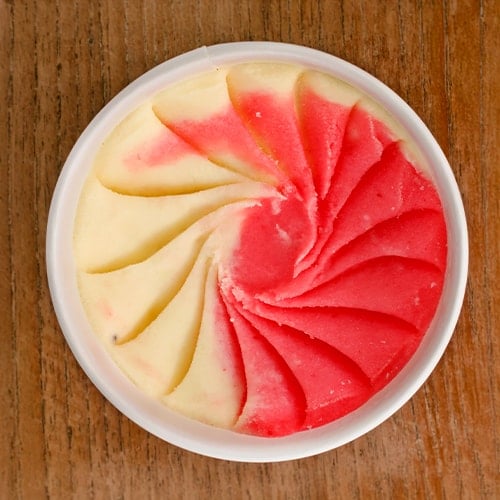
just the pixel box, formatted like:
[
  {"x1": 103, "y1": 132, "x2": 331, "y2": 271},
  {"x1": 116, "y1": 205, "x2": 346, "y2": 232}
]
[{"x1": 1, "y1": 0, "x2": 498, "y2": 498}]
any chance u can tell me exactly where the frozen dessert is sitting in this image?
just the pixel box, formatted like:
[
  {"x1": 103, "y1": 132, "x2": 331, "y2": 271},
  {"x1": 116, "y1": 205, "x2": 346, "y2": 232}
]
[{"x1": 73, "y1": 62, "x2": 447, "y2": 437}]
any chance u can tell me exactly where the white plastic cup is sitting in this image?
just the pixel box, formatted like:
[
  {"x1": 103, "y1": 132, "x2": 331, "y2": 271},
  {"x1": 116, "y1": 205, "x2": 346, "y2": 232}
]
[{"x1": 46, "y1": 42, "x2": 468, "y2": 462}]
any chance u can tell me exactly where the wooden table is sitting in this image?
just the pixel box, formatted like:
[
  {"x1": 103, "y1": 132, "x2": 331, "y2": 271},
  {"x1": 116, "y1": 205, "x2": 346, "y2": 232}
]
[{"x1": 1, "y1": 1, "x2": 498, "y2": 498}]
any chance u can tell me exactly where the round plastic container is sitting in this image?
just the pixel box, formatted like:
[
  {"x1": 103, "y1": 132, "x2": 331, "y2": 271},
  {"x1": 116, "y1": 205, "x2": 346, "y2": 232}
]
[{"x1": 46, "y1": 42, "x2": 468, "y2": 462}]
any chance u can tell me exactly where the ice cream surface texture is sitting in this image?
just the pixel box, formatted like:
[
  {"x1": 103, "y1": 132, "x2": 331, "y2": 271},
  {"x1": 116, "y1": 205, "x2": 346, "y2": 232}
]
[{"x1": 74, "y1": 62, "x2": 447, "y2": 437}]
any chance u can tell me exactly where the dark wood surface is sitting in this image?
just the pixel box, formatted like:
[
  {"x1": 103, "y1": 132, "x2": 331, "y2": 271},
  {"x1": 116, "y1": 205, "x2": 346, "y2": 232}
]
[{"x1": 1, "y1": 1, "x2": 498, "y2": 498}]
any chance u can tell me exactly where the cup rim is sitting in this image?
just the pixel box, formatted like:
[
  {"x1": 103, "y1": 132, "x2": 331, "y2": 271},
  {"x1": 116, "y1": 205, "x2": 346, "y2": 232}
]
[{"x1": 46, "y1": 41, "x2": 468, "y2": 462}]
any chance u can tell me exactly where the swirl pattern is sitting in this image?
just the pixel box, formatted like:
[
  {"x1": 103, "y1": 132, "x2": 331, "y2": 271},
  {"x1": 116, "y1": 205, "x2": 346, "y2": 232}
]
[{"x1": 74, "y1": 63, "x2": 447, "y2": 436}]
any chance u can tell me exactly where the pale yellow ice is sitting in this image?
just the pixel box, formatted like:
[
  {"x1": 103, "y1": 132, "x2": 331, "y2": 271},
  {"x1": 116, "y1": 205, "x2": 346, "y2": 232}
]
[
  {"x1": 163, "y1": 265, "x2": 244, "y2": 428},
  {"x1": 77, "y1": 202, "x2": 256, "y2": 345},
  {"x1": 227, "y1": 62, "x2": 303, "y2": 98},
  {"x1": 107, "y1": 223, "x2": 241, "y2": 398},
  {"x1": 109, "y1": 247, "x2": 212, "y2": 397},
  {"x1": 153, "y1": 70, "x2": 231, "y2": 122},
  {"x1": 298, "y1": 70, "x2": 361, "y2": 108},
  {"x1": 74, "y1": 174, "x2": 275, "y2": 272},
  {"x1": 95, "y1": 103, "x2": 247, "y2": 195}
]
